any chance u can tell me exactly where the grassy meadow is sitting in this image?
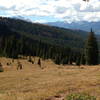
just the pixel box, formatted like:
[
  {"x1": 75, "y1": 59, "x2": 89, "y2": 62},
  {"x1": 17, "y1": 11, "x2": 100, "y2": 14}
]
[{"x1": 0, "y1": 57, "x2": 100, "y2": 100}]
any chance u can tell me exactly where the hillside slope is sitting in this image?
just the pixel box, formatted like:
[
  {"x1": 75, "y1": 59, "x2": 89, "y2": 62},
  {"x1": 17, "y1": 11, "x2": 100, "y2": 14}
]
[
  {"x1": 0, "y1": 17, "x2": 88, "y2": 48},
  {"x1": 0, "y1": 17, "x2": 99, "y2": 63}
]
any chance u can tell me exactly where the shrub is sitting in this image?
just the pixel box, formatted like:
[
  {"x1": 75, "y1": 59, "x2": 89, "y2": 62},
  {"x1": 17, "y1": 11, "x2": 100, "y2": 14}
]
[
  {"x1": 28, "y1": 56, "x2": 32, "y2": 62},
  {"x1": 66, "y1": 93, "x2": 96, "y2": 100},
  {"x1": 28, "y1": 56, "x2": 34, "y2": 64},
  {"x1": 0, "y1": 67, "x2": 4, "y2": 72}
]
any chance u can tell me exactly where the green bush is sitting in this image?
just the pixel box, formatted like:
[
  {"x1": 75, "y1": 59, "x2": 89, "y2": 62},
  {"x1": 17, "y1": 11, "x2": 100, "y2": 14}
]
[
  {"x1": 66, "y1": 93, "x2": 96, "y2": 100},
  {"x1": 0, "y1": 67, "x2": 4, "y2": 72}
]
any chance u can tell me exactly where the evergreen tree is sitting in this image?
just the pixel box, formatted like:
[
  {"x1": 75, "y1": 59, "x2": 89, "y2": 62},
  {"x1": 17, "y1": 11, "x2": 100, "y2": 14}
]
[
  {"x1": 84, "y1": 29, "x2": 99, "y2": 65},
  {"x1": 76, "y1": 56, "x2": 81, "y2": 66},
  {"x1": 54, "y1": 55, "x2": 61, "y2": 65},
  {"x1": 80, "y1": 53, "x2": 86, "y2": 65},
  {"x1": 68, "y1": 56, "x2": 73, "y2": 65},
  {"x1": 61, "y1": 57, "x2": 68, "y2": 65}
]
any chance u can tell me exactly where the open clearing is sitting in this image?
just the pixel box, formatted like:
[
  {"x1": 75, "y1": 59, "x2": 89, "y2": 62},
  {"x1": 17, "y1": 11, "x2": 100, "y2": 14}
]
[{"x1": 0, "y1": 57, "x2": 100, "y2": 100}]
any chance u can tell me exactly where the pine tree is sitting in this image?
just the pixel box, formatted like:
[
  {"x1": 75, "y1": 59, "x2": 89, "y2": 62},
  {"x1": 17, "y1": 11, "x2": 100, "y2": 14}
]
[
  {"x1": 85, "y1": 29, "x2": 99, "y2": 65},
  {"x1": 76, "y1": 56, "x2": 81, "y2": 66},
  {"x1": 80, "y1": 53, "x2": 86, "y2": 65},
  {"x1": 68, "y1": 56, "x2": 73, "y2": 65},
  {"x1": 54, "y1": 55, "x2": 61, "y2": 65},
  {"x1": 61, "y1": 57, "x2": 68, "y2": 65}
]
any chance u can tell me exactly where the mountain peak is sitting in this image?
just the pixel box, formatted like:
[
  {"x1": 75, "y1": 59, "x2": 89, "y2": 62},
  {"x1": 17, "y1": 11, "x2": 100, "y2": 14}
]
[{"x1": 47, "y1": 21, "x2": 100, "y2": 34}]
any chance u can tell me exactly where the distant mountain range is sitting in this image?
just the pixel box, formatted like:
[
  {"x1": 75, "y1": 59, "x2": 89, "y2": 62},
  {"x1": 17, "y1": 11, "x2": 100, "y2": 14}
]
[{"x1": 47, "y1": 21, "x2": 100, "y2": 34}]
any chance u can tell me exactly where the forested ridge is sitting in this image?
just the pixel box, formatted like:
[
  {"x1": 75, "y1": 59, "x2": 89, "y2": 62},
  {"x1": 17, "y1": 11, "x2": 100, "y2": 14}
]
[
  {"x1": 0, "y1": 17, "x2": 100, "y2": 64},
  {"x1": 0, "y1": 17, "x2": 88, "y2": 48}
]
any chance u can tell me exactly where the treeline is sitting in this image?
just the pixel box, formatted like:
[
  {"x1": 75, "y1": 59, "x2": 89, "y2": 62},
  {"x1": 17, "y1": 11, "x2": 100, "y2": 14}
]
[
  {"x1": 1, "y1": 28, "x2": 99, "y2": 65},
  {"x1": 0, "y1": 21, "x2": 80, "y2": 64},
  {"x1": 0, "y1": 32, "x2": 80, "y2": 65}
]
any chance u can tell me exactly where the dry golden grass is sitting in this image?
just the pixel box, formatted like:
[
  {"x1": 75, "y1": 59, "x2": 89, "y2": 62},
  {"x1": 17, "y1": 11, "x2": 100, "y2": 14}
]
[{"x1": 0, "y1": 57, "x2": 100, "y2": 100}]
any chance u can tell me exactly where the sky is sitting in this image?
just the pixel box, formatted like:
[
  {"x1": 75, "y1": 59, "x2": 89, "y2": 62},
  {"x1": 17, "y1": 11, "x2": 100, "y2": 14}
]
[{"x1": 0, "y1": 0, "x2": 100, "y2": 23}]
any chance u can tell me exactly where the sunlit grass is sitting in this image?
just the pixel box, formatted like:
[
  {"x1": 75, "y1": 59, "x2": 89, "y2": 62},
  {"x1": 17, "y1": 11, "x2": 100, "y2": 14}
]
[{"x1": 0, "y1": 57, "x2": 100, "y2": 100}]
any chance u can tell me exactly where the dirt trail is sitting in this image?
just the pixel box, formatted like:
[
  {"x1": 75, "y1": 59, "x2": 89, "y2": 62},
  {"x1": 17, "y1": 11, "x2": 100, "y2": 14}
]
[{"x1": 45, "y1": 94, "x2": 65, "y2": 100}]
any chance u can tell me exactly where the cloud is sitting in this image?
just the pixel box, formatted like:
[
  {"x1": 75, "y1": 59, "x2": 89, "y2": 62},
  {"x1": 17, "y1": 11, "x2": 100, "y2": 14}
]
[
  {"x1": 55, "y1": 7, "x2": 67, "y2": 14},
  {"x1": 33, "y1": 19, "x2": 47, "y2": 23},
  {"x1": 0, "y1": 0, "x2": 100, "y2": 22}
]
